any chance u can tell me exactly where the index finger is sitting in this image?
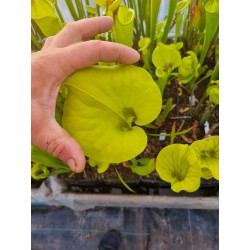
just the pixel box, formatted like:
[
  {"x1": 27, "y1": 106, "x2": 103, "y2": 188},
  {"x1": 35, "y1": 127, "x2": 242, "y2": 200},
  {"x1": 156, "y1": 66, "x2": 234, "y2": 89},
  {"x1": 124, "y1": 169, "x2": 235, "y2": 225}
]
[
  {"x1": 49, "y1": 16, "x2": 114, "y2": 48},
  {"x1": 53, "y1": 40, "x2": 140, "y2": 82}
]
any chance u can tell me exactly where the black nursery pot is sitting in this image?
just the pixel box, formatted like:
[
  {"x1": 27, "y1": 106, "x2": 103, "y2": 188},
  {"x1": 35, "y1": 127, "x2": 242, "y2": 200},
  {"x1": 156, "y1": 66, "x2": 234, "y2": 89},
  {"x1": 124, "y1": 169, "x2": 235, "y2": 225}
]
[
  {"x1": 53, "y1": 175, "x2": 219, "y2": 197},
  {"x1": 32, "y1": 162, "x2": 219, "y2": 197},
  {"x1": 32, "y1": 165, "x2": 219, "y2": 196}
]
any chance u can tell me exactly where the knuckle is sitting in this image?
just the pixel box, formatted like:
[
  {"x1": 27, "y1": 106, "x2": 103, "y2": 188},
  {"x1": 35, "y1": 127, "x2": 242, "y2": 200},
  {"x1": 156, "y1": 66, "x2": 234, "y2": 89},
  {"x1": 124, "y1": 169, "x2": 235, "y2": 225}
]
[
  {"x1": 90, "y1": 40, "x2": 120, "y2": 61},
  {"x1": 87, "y1": 40, "x2": 103, "y2": 59},
  {"x1": 111, "y1": 45, "x2": 120, "y2": 56},
  {"x1": 90, "y1": 40, "x2": 102, "y2": 47},
  {"x1": 64, "y1": 22, "x2": 75, "y2": 30},
  {"x1": 63, "y1": 22, "x2": 82, "y2": 41},
  {"x1": 46, "y1": 137, "x2": 66, "y2": 159},
  {"x1": 44, "y1": 36, "x2": 54, "y2": 44},
  {"x1": 42, "y1": 36, "x2": 54, "y2": 49},
  {"x1": 64, "y1": 22, "x2": 78, "y2": 35}
]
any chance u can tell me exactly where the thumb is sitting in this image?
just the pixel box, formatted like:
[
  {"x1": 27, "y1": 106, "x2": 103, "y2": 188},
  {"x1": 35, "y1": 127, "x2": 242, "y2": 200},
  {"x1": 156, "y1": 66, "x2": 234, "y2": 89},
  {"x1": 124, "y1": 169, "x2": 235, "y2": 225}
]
[{"x1": 32, "y1": 119, "x2": 86, "y2": 173}]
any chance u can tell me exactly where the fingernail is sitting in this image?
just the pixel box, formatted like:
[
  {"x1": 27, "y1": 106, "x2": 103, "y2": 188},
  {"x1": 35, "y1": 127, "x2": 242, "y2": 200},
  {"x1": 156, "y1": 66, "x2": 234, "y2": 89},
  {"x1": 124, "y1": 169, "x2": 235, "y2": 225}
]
[{"x1": 67, "y1": 158, "x2": 76, "y2": 171}]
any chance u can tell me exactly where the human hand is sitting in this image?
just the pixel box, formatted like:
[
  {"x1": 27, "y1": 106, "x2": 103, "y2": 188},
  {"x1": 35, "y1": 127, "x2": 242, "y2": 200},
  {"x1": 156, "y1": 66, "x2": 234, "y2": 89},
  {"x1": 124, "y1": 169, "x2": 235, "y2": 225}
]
[{"x1": 31, "y1": 16, "x2": 140, "y2": 173}]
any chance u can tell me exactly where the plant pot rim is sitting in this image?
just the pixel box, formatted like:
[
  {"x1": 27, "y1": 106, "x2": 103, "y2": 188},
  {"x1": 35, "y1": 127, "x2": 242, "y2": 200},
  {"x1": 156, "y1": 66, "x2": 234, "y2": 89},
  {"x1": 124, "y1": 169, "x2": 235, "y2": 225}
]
[
  {"x1": 31, "y1": 176, "x2": 219, "y2": 211},
  {"x1": 31, "y1": 189, "x2": 219, "y2": 210}
]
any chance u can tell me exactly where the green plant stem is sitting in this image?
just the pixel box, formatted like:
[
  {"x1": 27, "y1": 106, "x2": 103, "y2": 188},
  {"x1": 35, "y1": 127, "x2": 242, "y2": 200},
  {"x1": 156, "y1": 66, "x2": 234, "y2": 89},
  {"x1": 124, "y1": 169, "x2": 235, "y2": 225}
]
[
  {"x1": 181, "y1": 3, "x2": 193, "y2": 51},
  {"x1": 199, "y1": 103, "x2": 217, "y2": 125},
  {"x1": 32, "y1": 146, "x2": 69, "y2": 169},
  {"x1": 96, "y1": 4, "x2": 101, "y2": 16},
  {"x1": 31, "y1": 20, "x2": 45, "y2": 42},
  {"x1": 170, "y1": 121, "x2": 176, "y2": 144},
  {"x1": 157, "y1": 73, "x2": 169, "y2": 96},
  {"x1": 123, "y1": 0, "x2": 128, "y2": 6},
  {"x1": 188, "y1": 68, "x2": 213, "y2": 116},
  {"x1": 161, "y1": 0, "x2": 178, "y2": 44},
  {"x1": 46, "y1": 165, "x2": 70, "y2": 170},
  {"x1": 193, "y1": 90, "x2": 207, "y2": 117},
  {"x1": 114, "y1": 166, "x2": 136, "y2": 193},
  {"x1": 65, "y1": 0, "x2": 79, "y2": 21},
  {"x1": 198, "y1": 3, "x2": 219, "y2": 65},
  {"x1": 142, "y1": 52, "x2": 153, "y2": 75},
  {"x1": 75, "y1": 0, "x2": 85, "y2": 19},
  {"x1": 31, "y1": 31, "x2": 42, "y2": 50},
  {"x1": 147, "y1": 126, "x2": 193, "y2": 137},
  {"x1": 69, "y1": 171, "x2": 76, "y2": 178},
  {"x1": 149, "y1": 0, "x2": 161, "y2": 44},
  {"x1": 176, "y1": 119, "x2": 185, "y2": 132},
  {"x1": 54, "y1": 2, "x2": 65, "y2": 22},
  {"x1": 145, "y1": 0, "x2": 150, "y2": 37},
  {"x1": 210, "y1": 60, "x2": 219, "y2": 83},
  {"x1": 174, "y1": 12, "x2": 182, "y2": 43},
  {"x1": 182, "y1": 16, "x2": 189, "y2": 50},
  {"x1": 138, "y1": 0, "x2": 145, "y2": 37},
  {"x1": 193, "y1": 62, "x2": 219, "y2": 117},
  {"x1": 155, "y1": 97, "x2": 173, "y2": 127},
  {"x1": 146, "y1": 0, "x2": 161, "y2": 65},
  {"x1": 170, "y1": 120, "x2": 185, "y2": 144},
  {"x1": 192, "y1": 71, "x2": 213, "y2": 91},
  {"x1": 129, "y1": 0, "x2": 140, "y2": 42},
  {"x1": 49, "y1": 169, "x2": 72, "y2": 176}
]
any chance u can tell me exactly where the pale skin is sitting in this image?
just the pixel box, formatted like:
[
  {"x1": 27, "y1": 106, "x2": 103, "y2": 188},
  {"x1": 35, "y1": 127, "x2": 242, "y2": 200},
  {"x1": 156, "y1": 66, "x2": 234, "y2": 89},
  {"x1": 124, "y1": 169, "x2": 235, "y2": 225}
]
[{"x1": 31, "y1": 16, "x2": 140, "y2": 173}]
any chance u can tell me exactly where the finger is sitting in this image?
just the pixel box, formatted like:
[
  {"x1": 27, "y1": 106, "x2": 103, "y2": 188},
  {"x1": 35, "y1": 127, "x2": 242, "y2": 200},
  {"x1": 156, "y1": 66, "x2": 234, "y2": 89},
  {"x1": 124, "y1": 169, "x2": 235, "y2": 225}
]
[
  {"x1": 42, "y1": 36, "x2": 55, "y2": 50},
  {"x1": 49, "y1": 16, "x2": 114, "y2": 48},
  {"x1": 54, "y1": 40, "x2": 140, "y2": 78},
  {"x1": 32, "y1": 118, "x2": 86, "y2": 173}
]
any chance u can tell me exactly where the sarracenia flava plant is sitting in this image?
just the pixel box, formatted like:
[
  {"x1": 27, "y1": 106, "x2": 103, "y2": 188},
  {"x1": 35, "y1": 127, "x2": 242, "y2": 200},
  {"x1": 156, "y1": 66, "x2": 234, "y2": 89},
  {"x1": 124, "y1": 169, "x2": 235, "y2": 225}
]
[
  {"x1": 156, "y1": 136, "x2": 219, "y2": 192},
  {"x1": 62, "y1": 64, "x2": 162, "y2": 164}
]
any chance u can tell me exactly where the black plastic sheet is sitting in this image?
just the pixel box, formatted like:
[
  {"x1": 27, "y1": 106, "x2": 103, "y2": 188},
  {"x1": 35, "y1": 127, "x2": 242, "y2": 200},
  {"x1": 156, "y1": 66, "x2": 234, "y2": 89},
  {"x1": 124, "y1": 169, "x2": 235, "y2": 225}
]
[{"x1": 32, "y1": 205, "x2": 219, "y2": 250}]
